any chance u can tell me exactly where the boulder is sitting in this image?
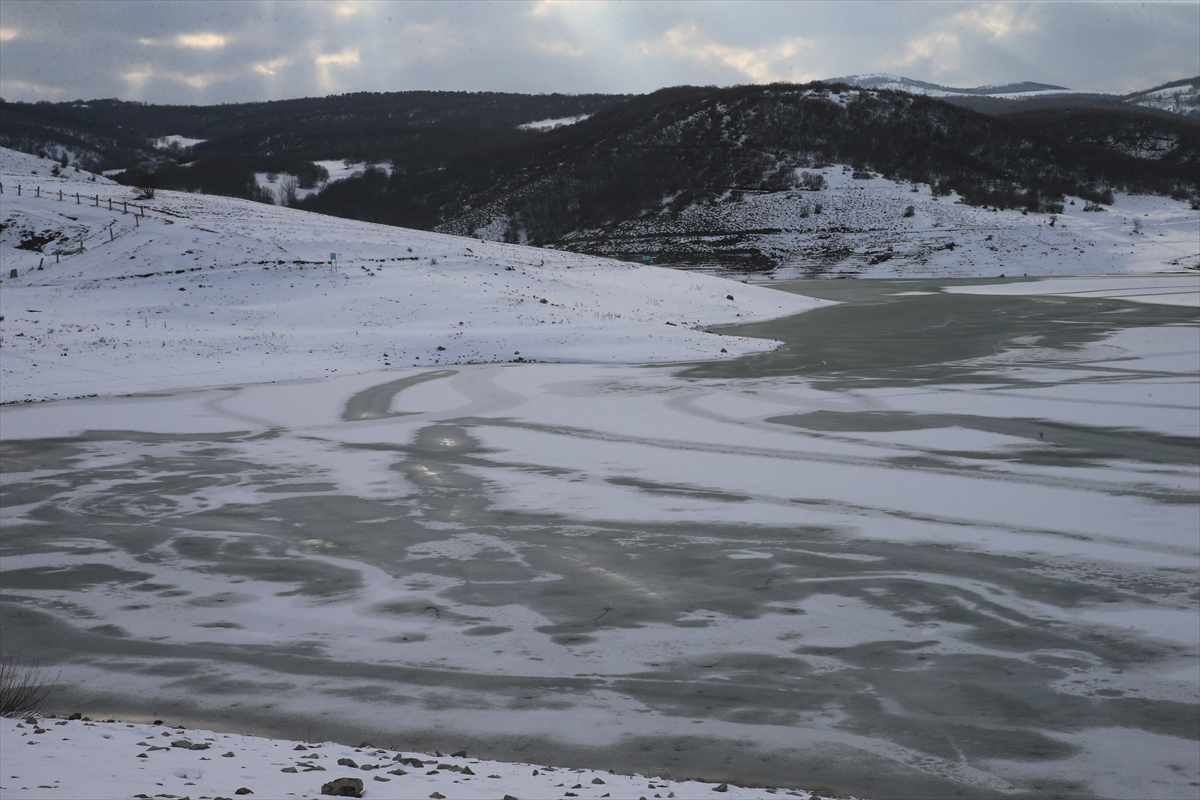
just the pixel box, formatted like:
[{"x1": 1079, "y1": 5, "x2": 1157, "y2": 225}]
[{"x1": 321, "y1": 777, "x2": 364, "y2": 798}]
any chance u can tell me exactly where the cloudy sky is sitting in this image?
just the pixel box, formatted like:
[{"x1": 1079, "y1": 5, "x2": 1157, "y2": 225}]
[{"x1": 1, "y1": 1, "x2": 1196, "y2": 104}]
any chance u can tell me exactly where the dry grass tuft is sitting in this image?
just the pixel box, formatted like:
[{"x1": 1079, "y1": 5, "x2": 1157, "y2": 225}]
[{"x1": 0, "y1": 654, "x2": 59, "y2": 717}]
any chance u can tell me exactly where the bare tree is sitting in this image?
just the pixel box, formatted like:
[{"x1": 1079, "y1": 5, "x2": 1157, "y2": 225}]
[{"x1": 278, "y1": 176, "x2": 299, "y2": 207}]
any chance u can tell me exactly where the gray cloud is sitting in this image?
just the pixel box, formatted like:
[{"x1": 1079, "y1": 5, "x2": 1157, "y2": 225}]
[{"x1": 1, "y1": 1, "x2": 1196, "y2": 104}]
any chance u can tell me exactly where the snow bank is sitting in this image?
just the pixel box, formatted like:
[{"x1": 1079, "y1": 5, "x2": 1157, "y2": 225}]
[
  {"x1": 0, "y1": 147, "x2": 826, "y2": 403},
  {"x1": 1, "y1": 715, "x2": 821, "y2": 799}
]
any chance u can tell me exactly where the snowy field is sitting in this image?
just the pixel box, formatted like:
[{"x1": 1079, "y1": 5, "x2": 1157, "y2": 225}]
[
  {"x1": 0, "y1": 148, "x2": 822, "y2": 405},
  {"x1": 1, "y1": 148, "x2": 114, "y2": 184},
  {"x1": 2, "y1": 147, "x2": 1198, "y2": 799}
]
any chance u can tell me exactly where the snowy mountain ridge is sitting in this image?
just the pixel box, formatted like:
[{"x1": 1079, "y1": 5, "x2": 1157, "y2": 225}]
[{"x1": 827, "y1": 73, "x2": 1071, "y2": 97}]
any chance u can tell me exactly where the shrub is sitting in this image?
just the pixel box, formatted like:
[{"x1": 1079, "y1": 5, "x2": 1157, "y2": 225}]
[
  {"x1": 799, "y1": 170, "x2": 825, "y2": 191},
  {"x1": 0, "y1": 655, "x2": 58, "y2": 717},
  {"x1": 903, "y1": 205, "x2": 915, "y2": 218}
]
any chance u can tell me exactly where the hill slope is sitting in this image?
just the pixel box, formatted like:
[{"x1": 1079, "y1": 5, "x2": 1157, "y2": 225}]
[
  {"x1": 0, "y1": 148, "x2": 822, "y2": 403},
  {"x1": 296, "y1": 83, "x2": 1196, "y2": 275}
]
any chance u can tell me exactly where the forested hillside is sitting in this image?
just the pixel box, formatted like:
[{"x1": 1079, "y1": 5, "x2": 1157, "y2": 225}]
[
  {"x1": 300, "y1": 82, "x2": 1197, "y2": 246},
  {"x1": 0, "y1": 91, "x2": 631, "y2": 180}
]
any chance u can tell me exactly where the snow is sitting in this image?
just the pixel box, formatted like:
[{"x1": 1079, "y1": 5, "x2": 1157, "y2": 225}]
[
  {"x1": 1127, "y1": 82, "x2": 1200, "y2": 117},
  {"x1": 154, "y1": 134, "x2": 207, "y2": 150},
  {"x1": 0, "y1": 146, "x2": 826, "y2": 404},
  {"x1": 0, "y1": 716, "x2": 819, "y2": 799},
  {"x1": 253, "y1": 172, "x2": 322, "y2": 203},
  {"x1": 1, "y1": 313, "x2": 1196, "y2": 798},
  {"x1": 517, "y1": 115, "x2": 592, "y2": 131},
  {"x1": 2, "y1": 143, "x2": 1198, "y2": 799},
  {"x1": 0, "y1": 149, "x2": 113, "y2": 184},
  {"x1": 550, "y1": 164, "x2": 1200, "y2": 278},
  {"x1": 313, "y1": 160, "x2": 395, "y2": 184}
]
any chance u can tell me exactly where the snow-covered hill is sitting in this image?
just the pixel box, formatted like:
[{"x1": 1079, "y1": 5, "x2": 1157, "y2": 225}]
[
  {"x1": 558, "y1": 165, "x2": 1200, "y2": 278},
  {"x1": 0, "y1": 147, "x2": 114, "y2": 184},
  {"x1": 1124, "y1": 77, "x2": 1200, "y2": 119},
  {"x1": 0, "y1": 148, "x2": 824, "y2": 404}
]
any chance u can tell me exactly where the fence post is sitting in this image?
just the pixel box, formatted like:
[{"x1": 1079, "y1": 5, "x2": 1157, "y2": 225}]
[
  {"x1": 109, "y1": 227, "x2": 114, "y2": 241},
  {"x1": 59, "y1": 190, "x2": 63, "y2": 201},
  {"x1": 123, "y1": 201, "x2": 127, "y2": 214},
  {"x1": 36, "y1": 186, "x2": 40, "y2": 197},
  {"x1": 76, "y1": 192, "x2": 80, "y2": 204},
  {"x1": 56, "y1": 253, "x2": 60, "y2": 263},
  {"x1": 108, "y1": 198, "x2": 112, "y2": 211},
  {"x1": 135, "y1": 214, "x2": 139, "y2": 227},
  {"x1": 17, "y1": 185, "x2": 21, "y2": 196}
]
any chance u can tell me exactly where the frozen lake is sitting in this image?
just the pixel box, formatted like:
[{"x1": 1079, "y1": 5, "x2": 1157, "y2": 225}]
[{"x1": 2, "y1": 279, "x2": 1197, "y2": 799}]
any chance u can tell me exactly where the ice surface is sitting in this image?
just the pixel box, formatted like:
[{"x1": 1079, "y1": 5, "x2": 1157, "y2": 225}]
[
  {"x1": 2, "y1": 294, "x2": 1196, "y2": 798},
  {"x1": 943, "y1": 274, "x2": 1200, "y2": 307}
]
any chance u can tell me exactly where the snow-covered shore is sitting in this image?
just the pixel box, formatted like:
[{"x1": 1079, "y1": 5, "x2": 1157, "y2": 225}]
[
  {"x1": 1, "y1": 715, "x2": 826, "y2": 799},
  {"x1": 0, "y1": 147, "x2": 826, "y2": 404}
]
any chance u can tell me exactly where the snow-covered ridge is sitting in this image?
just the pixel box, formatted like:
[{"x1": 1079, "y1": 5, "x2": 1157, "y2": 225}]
[
  {"x1": 0, "y1": 147, "x2": 825, "y2": 404},
  {"x1": 1126, "y1": 80, "x2": 1200, "y2": 118},
  {"x1": 1, "y1": 715, "x2": 825, "y2": 799},
  {"x1": 826, "y1": 73, "x2": 1071, "y2": 98}
]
